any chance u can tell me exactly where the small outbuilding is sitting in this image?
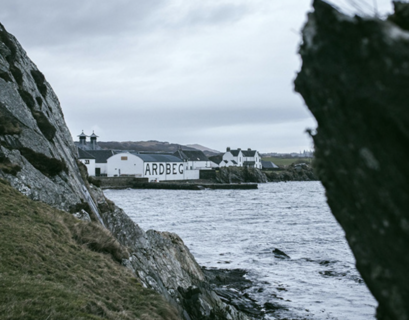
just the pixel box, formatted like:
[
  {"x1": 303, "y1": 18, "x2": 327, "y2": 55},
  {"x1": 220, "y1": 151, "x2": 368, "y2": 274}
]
[{"x1": 261, "y1": 160, "x2": 279, "y2": 170}]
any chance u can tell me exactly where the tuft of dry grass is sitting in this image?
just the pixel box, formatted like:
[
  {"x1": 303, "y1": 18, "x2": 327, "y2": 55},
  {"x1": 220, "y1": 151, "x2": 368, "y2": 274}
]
[
  {"x1": 70, "y1": 222, "x2": 129, "y2": 263},
  {"x1": 0, "y1": 179, "x2": 180, "y2": 320}
]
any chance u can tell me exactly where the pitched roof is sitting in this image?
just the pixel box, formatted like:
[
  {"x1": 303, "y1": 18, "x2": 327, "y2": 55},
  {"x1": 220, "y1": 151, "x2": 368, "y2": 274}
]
[
  {"x1": 86, "y1": 150, "x2": 115, "y2": 163},
  {"x1": 208, "y1": 155, "x2": 223, "y2": 164},
  {"x1": 243, "y1": 161, "x2": 255, "y2": 166},
  {"x1": 77, "y1": 131, "x2": 87, "y2": 138},
  {"x1": 231, "y1": 160, "x2": 238, "y2": 164},
  {"x1": 242, "y1": 150, "x2": 257, "y2": 157},
  {"x1": 230, "y1": 149, "x2": 241, "y2": 157},
  {"x1": 173, "y1": 150, "x2": 209, "y2": 161},
  {"x1": 78, "y1": 148, "x2": 95, "y2": 160},
  {"x1": 133, "y1": 153, "x2": 183, "y2": 163},
  {"x1": 261, "y1": 160, "x2": 278, "y2": 169}
]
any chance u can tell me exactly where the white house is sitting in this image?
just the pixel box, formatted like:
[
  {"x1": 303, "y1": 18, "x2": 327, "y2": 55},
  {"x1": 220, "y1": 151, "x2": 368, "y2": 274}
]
[
  {"x1": 106, "y1": 152, "x2": 199, "y2": 181},
  {"x1": 241, "y1": 148, "x2": 262, "y2": 169},
  {"x1": 173, "y1": 149, "x2": 212, "y2": 170},
  {"x1": 221, "y1": 147, "x2": 262, "y2": 168},
  {"x1": 78, "y1": 148, "x2": 95, "y2": 176},
  {"x1": 222, "y1": 147, "x2": 243, "y2": 166}
]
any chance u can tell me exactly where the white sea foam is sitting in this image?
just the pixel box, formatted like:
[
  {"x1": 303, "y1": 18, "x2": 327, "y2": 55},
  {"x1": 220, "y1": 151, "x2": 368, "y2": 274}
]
[{"x1": 104, "y1": 181, "x2": 377, "y2": 320}]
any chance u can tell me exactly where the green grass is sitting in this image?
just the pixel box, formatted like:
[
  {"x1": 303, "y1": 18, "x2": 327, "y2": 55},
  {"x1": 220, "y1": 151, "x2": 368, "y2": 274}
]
[
  {"x1": 0, "y1": 179, "x2": 179, "y2": 320},
  {"x1": 262, "y1": 157, "x2": 313, "y2": 166}
]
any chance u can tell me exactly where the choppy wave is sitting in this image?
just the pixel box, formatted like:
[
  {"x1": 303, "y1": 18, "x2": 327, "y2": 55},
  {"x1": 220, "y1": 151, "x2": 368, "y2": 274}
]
[{"x1": 104, "y1": 181, "x2": 377, "y2": 319}]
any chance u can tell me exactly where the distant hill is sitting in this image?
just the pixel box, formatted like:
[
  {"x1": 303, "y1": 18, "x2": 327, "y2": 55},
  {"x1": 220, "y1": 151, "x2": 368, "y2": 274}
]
[
  {"x1": 97, "y1": 141, "x2": 196, "y2": 153},
  {"x1": 185, "y1": 144, "x2": 221, "y2": 154},
  {"x1": 97, "y1": 141, "x2": 222, "y2": 157}
]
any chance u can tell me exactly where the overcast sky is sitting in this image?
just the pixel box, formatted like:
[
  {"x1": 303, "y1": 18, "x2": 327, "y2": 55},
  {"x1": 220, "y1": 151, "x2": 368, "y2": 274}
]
[{"x1": 0, "y1": 0, "x2": 393, "y2": 153}]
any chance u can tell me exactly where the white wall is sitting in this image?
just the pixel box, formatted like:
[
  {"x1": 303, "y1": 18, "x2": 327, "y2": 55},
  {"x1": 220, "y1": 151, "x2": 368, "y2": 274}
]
[
  {"x1": 143, "y1": 162, "x2": 186, "y2": 181},
  {"x1": 107, "y1": 153, "x2": 144, "y2": 177},
  {"x1": 187, "y1": 160, "x2": 210, "y2": 170},
  {"x1": 184, "y1": 170, "x2": 200, "y2": 180},
  {"x1": 95, "y1": 163, "x2": 108, "y2": 176},
  {"x1": 222, "y1": 151, "x2": 243, "y2": 167},
  {"x1": 79, "y1": 159, "x2": 95, "y2": 177},
  {"x1": 106, "y1": 153, "x2": 201, "y2": 181}
]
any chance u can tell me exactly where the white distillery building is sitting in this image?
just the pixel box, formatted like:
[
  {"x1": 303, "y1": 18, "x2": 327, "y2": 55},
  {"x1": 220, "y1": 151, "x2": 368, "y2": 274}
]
[
  {"x1": 107, "y1": 152, "x2": 200, "y2": 181},
  {"x1": 173, "y1": 149, "x2": 212, "y2": 170}
]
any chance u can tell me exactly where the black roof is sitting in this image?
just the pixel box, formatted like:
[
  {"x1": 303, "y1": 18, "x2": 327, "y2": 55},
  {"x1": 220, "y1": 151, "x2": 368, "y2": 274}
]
[
  {"x1": 78, "y1": 148, "x2": 95, "y2": 160},
  {"x1": 86, "y1": 150, "x2": 115, "y2": 163},
  {"x1": 242, "y1": 150, "x2": 257, "y2": 157},
  {"x1": 231, "y1": 160, "x2": 238, "y2": 164},
  {"x1": 132, "y1": 153, "x2": 183, "y2": 163},
  {"x1": 229, "y1": 149, "x2": 242, "y2": 157},
  {"x1": 261, "y1": 160, "x2": 278, "y2": 169},
  {"x1": 78, "y1": 131, "x2": 87, "y2": 138},
  {"x1": 243, "y1": 161, "x2": 256, "y2": 166},
  {"x1": 208, "y1": 155, "x2": 223, "y2": 164},
  {"x1": 173, "y1": 150, "x2": 209, "y2": 161}
]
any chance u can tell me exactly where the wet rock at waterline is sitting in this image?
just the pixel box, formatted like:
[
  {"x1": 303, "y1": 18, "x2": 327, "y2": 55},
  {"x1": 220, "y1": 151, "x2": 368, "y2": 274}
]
[
  {"x1": 273, "y1": 248, "x2": 291, "y2": 259},
  {"x1": 295, "y1": 1, "x2": 409, "y2": 319}
]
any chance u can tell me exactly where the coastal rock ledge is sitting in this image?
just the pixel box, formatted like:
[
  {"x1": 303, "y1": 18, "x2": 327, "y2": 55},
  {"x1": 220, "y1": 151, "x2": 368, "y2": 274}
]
[
  {"x1": 0, "y1": 22, "x2": 249, "y2": 320},
  {"x1": 295, "y1": 1, "x2": 409, "y2": 319}
]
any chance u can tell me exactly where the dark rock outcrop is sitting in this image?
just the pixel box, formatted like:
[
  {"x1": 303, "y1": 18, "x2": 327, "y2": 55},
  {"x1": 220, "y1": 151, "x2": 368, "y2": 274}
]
[
  {"x1": 295, "y1": 1, "x2": 409, "y2": 319},
  {"x1": 264, "y1": 163, "x2": 317, "y2": 182},
  {"x1": 215, "y1": 167, "x2": 268, "y2": 183}
]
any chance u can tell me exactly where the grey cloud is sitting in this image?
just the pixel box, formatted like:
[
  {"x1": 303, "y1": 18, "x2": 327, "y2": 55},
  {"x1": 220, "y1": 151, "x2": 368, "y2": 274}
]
[
  {"x1": 0, "y1": 0, "x2": 165, "y2": 47},
  {"x1": 177, "y1": 3, "x2": 253, "y2": 28}
]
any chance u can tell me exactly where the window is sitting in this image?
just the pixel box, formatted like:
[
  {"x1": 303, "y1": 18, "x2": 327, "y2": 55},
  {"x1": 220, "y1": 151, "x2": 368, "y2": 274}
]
[
  {"x1": 85, "y1": 160, "x2": 90, "y2": 164},
  {"x1": 121, "y1": 156, "x2": 128, "y2": 161}
]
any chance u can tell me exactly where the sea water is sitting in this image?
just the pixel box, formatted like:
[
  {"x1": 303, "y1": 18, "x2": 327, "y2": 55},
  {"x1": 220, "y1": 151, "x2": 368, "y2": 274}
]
[{"x1": 104, "y1": 181, "x2": 377, "y2": 320}]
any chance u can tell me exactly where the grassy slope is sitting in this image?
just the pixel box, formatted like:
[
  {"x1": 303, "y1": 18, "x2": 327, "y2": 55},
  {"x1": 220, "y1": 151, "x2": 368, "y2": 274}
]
[
  {"x1": 0, "y1": 179, "x2": 179, "y2": 320},
  {"x1": 262, "y1": 157, "x2": 312, "y2": 166}
]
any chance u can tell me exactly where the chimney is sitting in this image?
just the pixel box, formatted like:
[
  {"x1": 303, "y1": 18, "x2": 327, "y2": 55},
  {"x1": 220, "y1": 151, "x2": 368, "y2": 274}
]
[
  {"x1": 238, "y1": 148, "x2": 241, "y2": 151},
  {"x1": 248, "y1": 148, "x2": 251, "y2": 151},
  {"x1": 226, "y1": 147, "x2": 231, "y2": 152},
  {"x1": 78, "y1": 131, "x2": 87, "y2": 145}
]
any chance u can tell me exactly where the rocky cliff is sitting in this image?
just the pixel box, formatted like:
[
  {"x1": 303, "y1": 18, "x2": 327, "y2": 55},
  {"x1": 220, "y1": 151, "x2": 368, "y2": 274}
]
[
  {"x1": 295, "y1": 1, "x2": 409, "y2": 319},
  {"x1": 0, "y1": 23, "x2": 99, "y2": 217},
  {"x1": 0, "y1": 22, "x2": 249, "y2": 320}
]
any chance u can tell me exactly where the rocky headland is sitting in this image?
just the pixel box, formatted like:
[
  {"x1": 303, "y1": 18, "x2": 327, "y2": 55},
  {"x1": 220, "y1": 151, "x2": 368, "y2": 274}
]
[
  {"x1": 295, "y1": 1, "x2": 409, "y2": 319},
  {"x1": 214, "y1": 165, "x2": 317, "y2": 183},
  {"x1": 0, "y1": 22, "x2": 250, "y2": 320}
]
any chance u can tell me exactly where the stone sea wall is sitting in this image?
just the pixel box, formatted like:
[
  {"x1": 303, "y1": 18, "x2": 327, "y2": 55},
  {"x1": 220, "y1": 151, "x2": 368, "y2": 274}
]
[{"x1": 295, "y1": 1, "x2": 409, "y2": 319}]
